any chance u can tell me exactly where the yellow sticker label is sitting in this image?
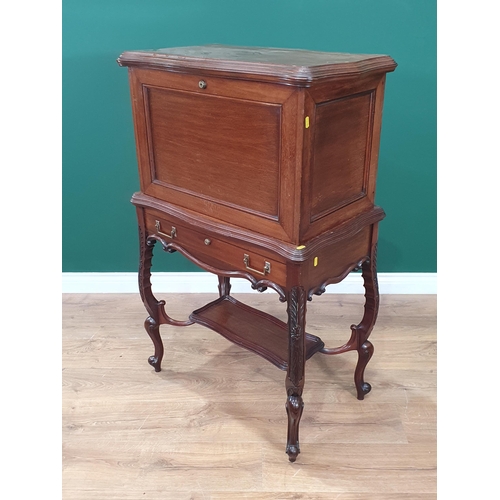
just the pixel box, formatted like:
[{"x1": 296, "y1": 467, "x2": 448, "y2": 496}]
[
  {"x1": 305, "y1": 116, "x2": 310, "y2": 128},
  {"x1": 296, "y1": 245, "x2": 306, "y2": 250},
  {"x1": 313, "y1": 256, "x2": 318, "y2": 267}
]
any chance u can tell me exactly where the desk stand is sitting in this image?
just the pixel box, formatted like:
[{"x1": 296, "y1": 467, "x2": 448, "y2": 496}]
[{"x1": 137, "y1": 214, "x2": 379, "y2": 462}]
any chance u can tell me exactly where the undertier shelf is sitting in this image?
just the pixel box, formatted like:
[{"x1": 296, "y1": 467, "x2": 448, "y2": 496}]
[{"x1": 189, "y1": 296, "x2": 325, "y2": 370}]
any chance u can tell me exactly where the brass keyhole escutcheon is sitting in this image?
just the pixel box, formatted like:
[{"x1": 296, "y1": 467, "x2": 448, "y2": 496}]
[{"x1": 198, "y1": 80, "x2": 207, "y2": 89}]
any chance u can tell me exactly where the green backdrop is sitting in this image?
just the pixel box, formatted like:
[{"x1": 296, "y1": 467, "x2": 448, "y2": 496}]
[{"x1": 63, "y1": 0, "x2": 436, "y2": 273}]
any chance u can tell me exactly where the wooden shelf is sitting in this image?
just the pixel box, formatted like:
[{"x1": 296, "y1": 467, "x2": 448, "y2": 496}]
[{"x1": 190, "y1": 296, "x2": 325, "y2": 370}]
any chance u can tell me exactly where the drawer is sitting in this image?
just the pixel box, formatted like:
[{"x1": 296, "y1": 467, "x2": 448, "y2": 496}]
[{"x1": 145, "y1": 211, "x2": 287, "y2": 286}]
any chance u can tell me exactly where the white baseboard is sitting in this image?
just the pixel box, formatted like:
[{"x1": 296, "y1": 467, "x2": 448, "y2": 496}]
[{"x1": 62, "y1": 272, "x2": 436, "y2": 294}]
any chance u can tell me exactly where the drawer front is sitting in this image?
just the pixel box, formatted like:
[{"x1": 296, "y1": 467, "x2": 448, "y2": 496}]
[{"x1": 145, "y1": 212, "x2": 287, "y2": 286}]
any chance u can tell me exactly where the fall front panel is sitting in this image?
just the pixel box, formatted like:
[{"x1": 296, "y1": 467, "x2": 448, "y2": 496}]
[{"x1": 144, "y1": 86, "x2": 281, "y2": 220}]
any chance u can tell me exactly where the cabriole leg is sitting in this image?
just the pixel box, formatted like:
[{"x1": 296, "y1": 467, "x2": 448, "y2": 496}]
[
  {"x1": 352, "y1": 245, "x2": 379, "y2": 400},
  {"x1": 285, "y1": 286, "x2": 307, "y2": 462},
  {"x1": 138, "y1": 225, "x2": 165, "y2": 372}
]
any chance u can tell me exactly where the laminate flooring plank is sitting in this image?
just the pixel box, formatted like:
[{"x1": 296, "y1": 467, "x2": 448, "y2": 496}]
[{"x1": 62, "y1": 293, "x2": 436, "y2": 499}]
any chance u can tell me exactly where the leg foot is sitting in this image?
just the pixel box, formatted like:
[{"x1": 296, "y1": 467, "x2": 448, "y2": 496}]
[
  {"x1": 355, "y1": 340, "x2": 374, "y2": 400},
  {"x1": 144, "y1": 316, "x2": 163, "y2": 372},
  {"x1": 285, "y1": 394, "x2": 304, "y2": 462},
  {"x1": 286, "y1": 446, "x2": 300, "y2": 463}
]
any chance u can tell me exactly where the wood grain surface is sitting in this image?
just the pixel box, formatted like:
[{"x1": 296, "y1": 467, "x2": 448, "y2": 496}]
[
  {"x1": 118, "y1": 45, "x2": 397, "y2": 84},
  {"x1": 62, "y1": 293, "x2": 436, "y2": 499}
]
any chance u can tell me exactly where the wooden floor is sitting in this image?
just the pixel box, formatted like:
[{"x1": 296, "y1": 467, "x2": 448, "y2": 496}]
[{"x1": 62, "y1": 292, "x2": 436, "y2": 500}]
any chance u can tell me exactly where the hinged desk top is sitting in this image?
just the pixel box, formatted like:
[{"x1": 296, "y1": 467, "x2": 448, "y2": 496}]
[{"x1": 117, "y1": 44, "x2": 397, "y2": 84}]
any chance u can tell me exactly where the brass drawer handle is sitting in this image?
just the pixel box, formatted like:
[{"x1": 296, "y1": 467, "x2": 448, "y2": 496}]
[
  {"x1": 155, "y1": 220, "x2": 176, "y2": 239},
  {"x1": 243, "y1": 254, "x2": 271, "y2": 276}
]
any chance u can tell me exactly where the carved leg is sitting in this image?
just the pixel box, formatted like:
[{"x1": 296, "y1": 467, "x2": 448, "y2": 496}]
[
  {"x1": 137, "y1": 219, "x2": 196, "y2": 371},
  {"x1": 138, "y1": 226, "x2": 165, "y2": 372},
  {"x1": 218, "y1": 276, "x2": 231, "y2": 297},
  {"x1": 285, "y1": 286, "x2": 307, "y2": 462},
  {"x1": 352, "y1": 245, "x2": 379, "y2": 400}
]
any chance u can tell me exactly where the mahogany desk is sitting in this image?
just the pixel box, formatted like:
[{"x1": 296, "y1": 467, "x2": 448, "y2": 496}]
[{"x1": 117, "y1": 45, "x2": 397, "y2": 462}]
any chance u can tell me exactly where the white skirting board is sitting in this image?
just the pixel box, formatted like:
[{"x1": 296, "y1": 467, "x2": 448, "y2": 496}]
[{"x1": 62, "y1": 272, "x2": 436, "y2": 294}]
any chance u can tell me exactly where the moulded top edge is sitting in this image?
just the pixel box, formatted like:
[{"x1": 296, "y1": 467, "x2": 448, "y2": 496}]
[{"x1": 117, "y1": 45, "x2": 397, "y2": 83}]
